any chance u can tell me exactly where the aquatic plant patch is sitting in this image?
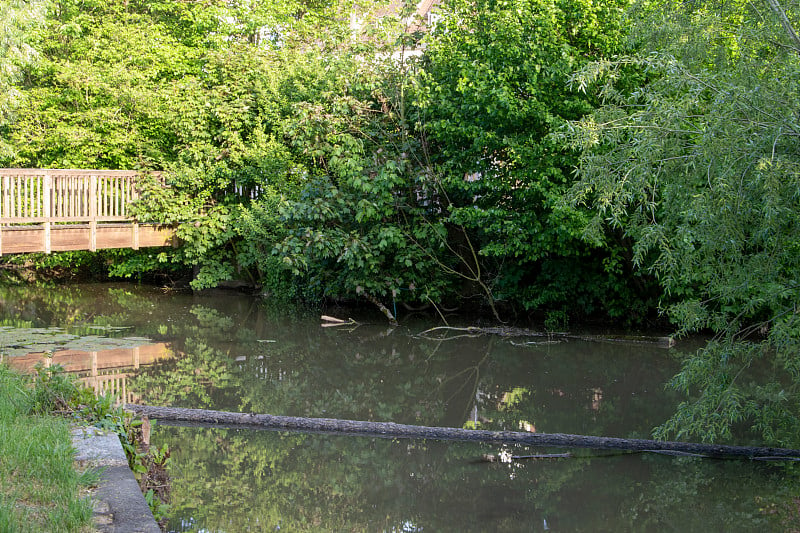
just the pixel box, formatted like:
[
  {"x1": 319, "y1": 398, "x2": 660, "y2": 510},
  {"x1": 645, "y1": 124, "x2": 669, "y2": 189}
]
[{"x1": 0, "y1": 325, "x2": 153, "y2": 358}]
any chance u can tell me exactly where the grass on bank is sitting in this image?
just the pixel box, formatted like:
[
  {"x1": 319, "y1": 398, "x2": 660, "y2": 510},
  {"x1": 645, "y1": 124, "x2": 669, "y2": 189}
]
[{"x1": 0, "y1": 364, "x2": 96, "y2": 533}]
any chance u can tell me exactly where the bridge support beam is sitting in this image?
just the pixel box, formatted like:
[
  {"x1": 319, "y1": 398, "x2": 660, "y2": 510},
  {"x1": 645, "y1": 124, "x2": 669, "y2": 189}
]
[{"x1": 0, "y1": 223, "x2": 175, "y2": 255}]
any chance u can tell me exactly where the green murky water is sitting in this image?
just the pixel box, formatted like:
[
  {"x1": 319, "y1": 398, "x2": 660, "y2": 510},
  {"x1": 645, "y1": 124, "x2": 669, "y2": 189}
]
[{"x1": 1, "y1": 283, "x2": 796, "y2": 532}]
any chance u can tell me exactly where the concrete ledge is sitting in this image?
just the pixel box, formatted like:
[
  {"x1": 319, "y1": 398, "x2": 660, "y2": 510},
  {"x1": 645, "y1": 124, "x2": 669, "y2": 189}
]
[{"x1": 72, "y1": 426, "x2": 161, "y2": 533}]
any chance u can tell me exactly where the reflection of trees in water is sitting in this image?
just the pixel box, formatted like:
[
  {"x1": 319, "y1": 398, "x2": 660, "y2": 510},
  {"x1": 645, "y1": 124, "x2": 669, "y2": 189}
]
[
  {"x1": 125, "y1": 293, "x2": 688, "y2": 439},
  {"x1": 131, "y1": 322, "x2": 460, "y2": 425},
  {"x1": 159, "y1": 425, "x2": 552, "y2": 532},
  {"x1": 125, "y1": 308, "x2": 791, "y2": 531},
  {"x1": 130, "y1": 339, "x2": 235, "y2": 408},
  {"x1": 0, "y1": 283, "x2": 676, "y2": 440},
  {"x1": 0, "y1": 284, "x2": 161, "y2": 328},
  {"x1": 158, "y1": 422, "x2": 794, "y2": 532}
]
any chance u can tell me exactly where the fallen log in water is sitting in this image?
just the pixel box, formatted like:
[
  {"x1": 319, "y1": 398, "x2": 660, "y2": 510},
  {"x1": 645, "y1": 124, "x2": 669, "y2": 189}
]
[{"x1": 125, "y1": 404, "x2": 800, "y2": 460}]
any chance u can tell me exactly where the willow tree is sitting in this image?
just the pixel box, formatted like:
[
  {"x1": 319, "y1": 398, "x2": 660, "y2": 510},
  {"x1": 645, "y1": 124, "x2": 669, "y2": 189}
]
[{"x1": 565, "y1": 0, "x2": 800, "y2": 445}]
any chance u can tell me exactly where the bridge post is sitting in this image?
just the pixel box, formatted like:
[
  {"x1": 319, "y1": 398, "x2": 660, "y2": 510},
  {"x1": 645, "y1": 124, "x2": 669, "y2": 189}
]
[
  {"x1": 89, "y1": 174, "x2": 97, "y2": 251},
  {"x1": 131, "y1": 174, "x2": 140, "y2": 249},
  {"x1": 43, "y1": 173, "x2": 51, "y2": 254},
  {"x1": 132, "y1": 222, "x2": 140, "y2": 250}
]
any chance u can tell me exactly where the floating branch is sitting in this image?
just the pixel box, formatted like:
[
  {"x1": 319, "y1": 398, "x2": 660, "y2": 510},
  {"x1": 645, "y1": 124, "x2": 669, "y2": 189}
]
[
  {"x1": 415, "y1": 326, "x2": 674, "y2": 348},
  {"x1": 480, "y1": 453, "x2": 572, "y2": 462},
  {"x1": 320, "y1": 315, "x2": 359, "y2": 328}
]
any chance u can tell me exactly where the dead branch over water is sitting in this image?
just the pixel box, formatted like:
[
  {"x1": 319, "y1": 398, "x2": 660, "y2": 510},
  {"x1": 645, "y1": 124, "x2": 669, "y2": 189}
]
[{"x1": 125, "y1": 404, "x2": 800, "y2": 460}]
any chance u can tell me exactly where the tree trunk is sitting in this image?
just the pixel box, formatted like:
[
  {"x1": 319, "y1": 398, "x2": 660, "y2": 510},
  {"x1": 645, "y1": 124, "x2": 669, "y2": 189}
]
[{"x1": 125, "y1": 404, "x2": 800, "y2": 460}]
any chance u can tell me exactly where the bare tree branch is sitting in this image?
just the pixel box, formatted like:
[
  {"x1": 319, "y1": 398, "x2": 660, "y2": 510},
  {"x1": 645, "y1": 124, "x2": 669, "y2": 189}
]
[{"x1": 766, "y1": 0, "x2": 800, "y2": 54}]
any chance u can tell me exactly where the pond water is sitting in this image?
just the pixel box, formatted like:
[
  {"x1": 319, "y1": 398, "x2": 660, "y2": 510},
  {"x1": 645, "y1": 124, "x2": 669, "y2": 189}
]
[{"x1": 1, "y1": 283, "x2": 796, "y2": 532}]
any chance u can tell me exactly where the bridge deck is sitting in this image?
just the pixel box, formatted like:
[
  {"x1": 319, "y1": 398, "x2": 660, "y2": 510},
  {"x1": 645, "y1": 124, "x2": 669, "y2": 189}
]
[{"x1": 0, "y1": 223, "x2": 175, "y2": 254}]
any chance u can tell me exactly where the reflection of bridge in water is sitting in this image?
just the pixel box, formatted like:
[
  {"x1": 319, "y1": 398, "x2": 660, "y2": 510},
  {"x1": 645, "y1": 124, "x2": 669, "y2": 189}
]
[
  {"x1": 0, "y1": 169, "x2": 175, "y2": 255},
  {"x1": 8, "y1": 343, "x2": 173, "y2": 404}
]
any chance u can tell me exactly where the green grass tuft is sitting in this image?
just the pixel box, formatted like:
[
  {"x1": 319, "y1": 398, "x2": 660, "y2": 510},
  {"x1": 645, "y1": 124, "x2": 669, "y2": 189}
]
[{"x1": 0, "y1": 365, "x2": 95, "y2": 532}]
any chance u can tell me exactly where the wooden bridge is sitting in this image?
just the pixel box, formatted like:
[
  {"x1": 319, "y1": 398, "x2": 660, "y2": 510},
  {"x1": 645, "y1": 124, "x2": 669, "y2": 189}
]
[{"x1": 0, "y1": 169, "x2": 175, "y2": 255}]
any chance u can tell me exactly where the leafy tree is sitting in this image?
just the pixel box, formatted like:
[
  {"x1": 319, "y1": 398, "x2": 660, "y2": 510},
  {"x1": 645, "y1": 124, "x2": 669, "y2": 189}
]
[
  {"x1": 271, "y1": 44, "x2": 464, "y2": 318},
  {"x1": 2, "y1": 0, "x2": 359, "y2": 290},
  {"x1": 415, "y1": 0, "x2": 652, "y2": 320},
  {"x1": 565, "y1": 0, "x2": 800, "y2": 445},
  {"x1": 0, "y1": 0, "x2": 48, "y2": 159}
]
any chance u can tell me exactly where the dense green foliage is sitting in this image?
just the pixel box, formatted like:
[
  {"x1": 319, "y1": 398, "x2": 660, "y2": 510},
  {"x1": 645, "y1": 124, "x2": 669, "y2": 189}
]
[
  {"x1": 1, "y1": 0, "x2": 651, "y2": 321},
  {"x1": 417, "y1": 0, "x2": 651, "y2": 318},
  {"x1": 0, "y1": 0, "x2": 47, "y2": 159},
  {"x1": 3, "y1": 0, "x2": 800, "y2": 446}
]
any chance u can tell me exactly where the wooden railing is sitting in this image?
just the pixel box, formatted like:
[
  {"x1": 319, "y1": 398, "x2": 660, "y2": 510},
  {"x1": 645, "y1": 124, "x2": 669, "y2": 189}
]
[
  {"x1": 0, "y1": 168, "x2": 173, "y2": 254},
  {"x1": 0, "y1": 168, "x2": 140, "y2": 222}
]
